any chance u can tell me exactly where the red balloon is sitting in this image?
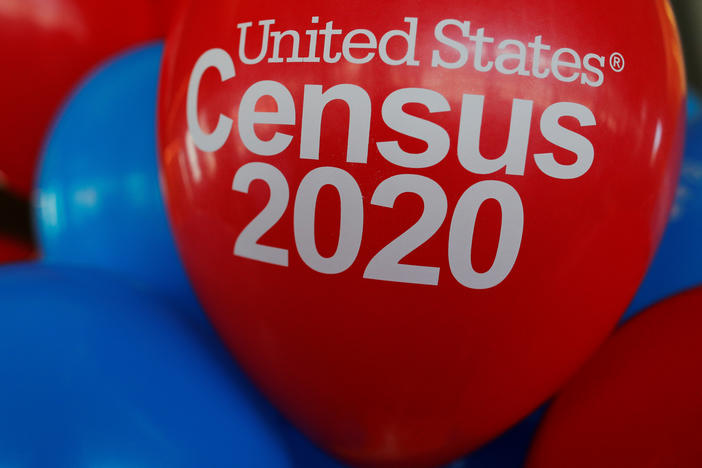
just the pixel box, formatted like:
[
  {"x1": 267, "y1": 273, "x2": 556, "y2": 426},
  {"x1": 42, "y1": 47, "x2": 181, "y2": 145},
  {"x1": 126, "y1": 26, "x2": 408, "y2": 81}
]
[
  {"x1": 0, "y1": 0, "x2": 162, "y2": 197},
  {"x1": 148, "y1": 0, "x2": 176, "y2": 36},
  {"x1": 527, "y1": 287, "x2": 702, "y2": 468},
  {"x1": 159, "y1": 1, "x2": 685, "y2": 466}
]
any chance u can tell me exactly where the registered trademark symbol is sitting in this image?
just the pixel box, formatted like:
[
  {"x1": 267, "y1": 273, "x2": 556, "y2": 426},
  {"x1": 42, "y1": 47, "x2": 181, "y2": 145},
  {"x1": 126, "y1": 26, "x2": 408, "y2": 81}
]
[{"x1": 610, "y1": 52, "x2": 625, "y2": 72}]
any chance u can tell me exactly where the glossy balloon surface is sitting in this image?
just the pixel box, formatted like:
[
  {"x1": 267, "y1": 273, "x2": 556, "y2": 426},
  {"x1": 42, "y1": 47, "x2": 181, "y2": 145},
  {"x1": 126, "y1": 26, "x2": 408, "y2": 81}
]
[
  {"x1": 625, "y1": 117, "x2": 702, "y2": 319},
  {"x1": 0, "y1": 263, "x2": 292, "y2": 468},
  {"x1": 35, "y1": 43, "x2": 199, "y2": 311},
  {"x1": 528, "y1": 286, "x2": 702, "y2": 468},
  {"x1": 0, "y1": 0, "x2": 161, "y2": 197},
  {"x1": 159, "y1": 1, "x2": 685, "y2": 466}
]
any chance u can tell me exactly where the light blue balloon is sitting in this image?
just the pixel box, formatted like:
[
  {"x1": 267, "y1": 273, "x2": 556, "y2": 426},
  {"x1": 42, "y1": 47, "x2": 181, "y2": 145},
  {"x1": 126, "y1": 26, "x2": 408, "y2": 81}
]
[
  {"x1": 34, "y1": 42, "x2": 198, "y2": 312},
  {"x1": 0, "y1": 263, "x2": 293, "y2": 468},
  {"x1": 624, "y1": 108, "x2": 702, "y2": 320}
]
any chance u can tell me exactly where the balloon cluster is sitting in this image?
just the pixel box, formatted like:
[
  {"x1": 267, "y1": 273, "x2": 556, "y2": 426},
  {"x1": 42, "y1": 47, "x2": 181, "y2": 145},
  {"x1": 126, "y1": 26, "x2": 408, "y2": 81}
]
[{"x1": 0, "y1": 1, "x2": 699, "y2": 468}]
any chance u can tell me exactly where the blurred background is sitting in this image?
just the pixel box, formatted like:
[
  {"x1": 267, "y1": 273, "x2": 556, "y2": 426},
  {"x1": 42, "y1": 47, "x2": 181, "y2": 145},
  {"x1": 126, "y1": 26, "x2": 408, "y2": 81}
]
[{"x1": 673, "y1": 0, "x2": 702, "y2": 90}]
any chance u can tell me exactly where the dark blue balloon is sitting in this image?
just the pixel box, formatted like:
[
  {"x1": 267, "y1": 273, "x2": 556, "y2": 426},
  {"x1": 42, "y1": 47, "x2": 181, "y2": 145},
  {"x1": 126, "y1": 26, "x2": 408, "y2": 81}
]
[
  {"x1": 624, "y1": 117, "x2": 702, "y2": 320},
  {"x1": 282, "y1": 406, "x2": 545, "y2": 468},
  {"x1": 34, "y1": 42, "x2": 198, "y2": 311},
  {"x1": 445, "y1": 408, "x2": 544, "y2": 468},
  {"x1": 0, "y1": 263, "x2": 293, "y2": 468},
  {"x1": 283, "y1": 423, "x2": 350, "y2": 468}
]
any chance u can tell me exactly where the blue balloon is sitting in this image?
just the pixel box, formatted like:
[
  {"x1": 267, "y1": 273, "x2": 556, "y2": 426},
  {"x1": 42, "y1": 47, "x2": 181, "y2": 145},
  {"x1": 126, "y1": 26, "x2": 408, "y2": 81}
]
[
  {"x1": 0, "y1": 263, "x2": 293, "y2": 468},
  {"x1": 624, "y1": 115, "x2": 702, "y2": 320},
  {"x1": 34, "y1": 42, "x2": 198, "y2": 311}
]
